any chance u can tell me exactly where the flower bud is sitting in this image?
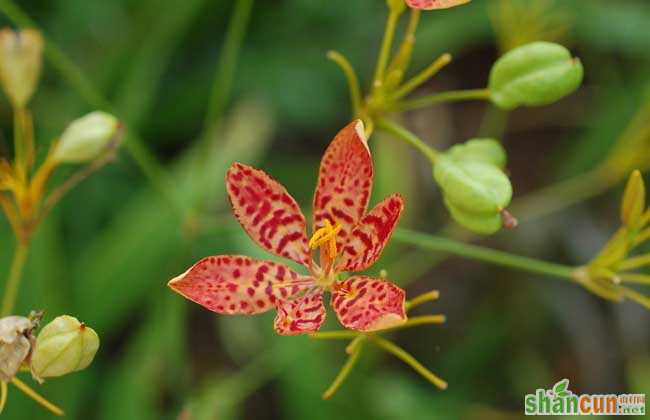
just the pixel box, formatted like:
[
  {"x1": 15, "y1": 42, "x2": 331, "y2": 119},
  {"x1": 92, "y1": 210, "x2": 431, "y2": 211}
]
[
  {"x1": 434, "y1": 141, "x2": 513, "y2": 234},
  {"x1": 30, "y1": 316, "x2": 99, "y2": 382},
  {"x1": 405, "y1": 0, "x2": 470, "y2": 10},
  {"x1": 621, "y1": 170, "x2": 645, "y2": 229},
  {"x1": 0, "y1": 316, "x2": 36, "y2": 381},
  {"x1": 51, "y1": 112, "x2": 120, "y2": 164},
  {"x1": 0, "y1": 28, "x2": 43, "y2": 108},
  {"x1": 489, "y1": 41, "x2": 583, "y2": 110}
]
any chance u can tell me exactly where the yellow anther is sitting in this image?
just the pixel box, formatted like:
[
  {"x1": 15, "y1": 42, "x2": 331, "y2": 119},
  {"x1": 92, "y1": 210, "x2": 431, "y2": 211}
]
[{"x1": 309, "y1": 219, "x2": 343, "y2": 260}]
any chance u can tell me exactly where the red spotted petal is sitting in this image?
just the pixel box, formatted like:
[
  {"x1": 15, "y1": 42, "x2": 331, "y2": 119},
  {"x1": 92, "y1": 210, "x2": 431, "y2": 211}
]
[
  {"x1": 337, "y1": 194, "x2": 404, "y2": 272},
  {"x1": 331, "y1": 276, "x2": 406, "y2": 332},
  {"x1": 312, "y1": 120, "x2": 372, "y2": 243},
  {"x1": 405, "y1": 0, "x2": 470, "y2": 10},
  {"x1": 227, "y1": 163, "x2": 310, "y2": 266},
  {"x1": 168, "y1": 255, "x2": 314, "y2": 315},
  {"x1": 274, "y1": 292, "x2": 326, "y2": 336}
]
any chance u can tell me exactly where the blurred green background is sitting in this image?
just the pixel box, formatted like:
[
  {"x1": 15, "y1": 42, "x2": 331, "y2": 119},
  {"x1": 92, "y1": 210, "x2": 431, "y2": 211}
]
[{"x1": 1, "y1": 0, "x2": 649, "y2": 418}]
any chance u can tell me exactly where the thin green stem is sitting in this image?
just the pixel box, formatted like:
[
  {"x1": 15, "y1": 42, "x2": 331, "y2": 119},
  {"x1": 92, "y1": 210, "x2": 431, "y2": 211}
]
[
  {"x1": 620, "y1": 287, "x2": 650, "y2": 310},
  {"x1": 322, "y1": 341, "x2": 364, "y2": 400},
  {"x1": 10, "y1": 377, "x2": 64, "y2": 416},
  {"x1": 377, "y1": 118, "x2": 439, "y2": 163},
  {"x1": 327, "y1": 51, "x2": 363, "y2": 114},
  {"x1": 389, "y1": 53, "x2": 452, "y2": 100},
  {"x1": 392, "y1": 228, "x2": 576, "y2": 280},
  {"x1": 384, "y1": 315, "x2": 446, "y2": 332},
  {"x1": 369, "y1": 335, "x2": 447, "y2": 390},
  {"x1": 201, "y1": 0, "x2": 254, "y2": 142},
  {"x1": 1, "y1": 241, "x2": 28, "y2": 316},
  {"x1": 372, "y1": 7, "x2": 401, "y2": 91},
  {"x1": 405, "y1": 290, "x2": 439, "y2": 311},
  {"x1": 393, "y1": 88, "x2": 491, "y2": 112},
  {"x1": 310, "y1": 330, "x2": 359, "y2": 341}
]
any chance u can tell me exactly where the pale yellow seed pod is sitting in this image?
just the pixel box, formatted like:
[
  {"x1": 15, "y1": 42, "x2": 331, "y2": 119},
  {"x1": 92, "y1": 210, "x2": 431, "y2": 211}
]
[
  {"x1": 0, "y1": 28, "x2": 43, "y2": 108},
  {"x1": 0, "y1": 316, "x2": 36, "y2": 381},
  {"x1": 51, "y1": 111, "x2": 120, "y2": 164},
  {"x1": 30, "y1": 315, "x2": 99, "y2": 383}
]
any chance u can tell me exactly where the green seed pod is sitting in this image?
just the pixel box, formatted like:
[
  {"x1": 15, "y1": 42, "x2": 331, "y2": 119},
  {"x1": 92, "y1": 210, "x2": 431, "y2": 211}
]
[
  {"x1": 0, "y1": 28, "x2": 43, "y2": 108},
  {"x1": 30, "y1": 315, "x2": 99, "y2": 383},
  {"x1": 0, "y1": 316, "x2": 36, "y2": 381},
  {"x1": 446, "y1": 138, "x2": 506, "y2": 169},
  {"x1": 489, "y1": 41, "x2": 583, "y2": 110},
  {"x1": 434, "y1": 146, "x2": 513, "y2": 234},
  {"x1": 52, "y1": 112, "x2": 120, "y2": 164}
]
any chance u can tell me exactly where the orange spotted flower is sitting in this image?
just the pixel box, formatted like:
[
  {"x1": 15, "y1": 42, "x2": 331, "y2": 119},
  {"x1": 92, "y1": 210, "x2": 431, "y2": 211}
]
[
  {"x1": 168, "y1": 121, "x2": 407, "y2": 335},
  {"x1": 406, "y1": 0, "x2": 470, "y2": 10}
]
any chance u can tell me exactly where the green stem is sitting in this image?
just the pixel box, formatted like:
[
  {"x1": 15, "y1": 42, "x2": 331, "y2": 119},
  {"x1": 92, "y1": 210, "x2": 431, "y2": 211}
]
[
  {"x1": 384, "y1": 315, "x2": 446, "y2": 332},
  {"x1": 393, "y1": 88, "x2": 490, "y2": 112},
  {"x1": 389, "y1": 53, "x2": 452, "y2": 100},
  {"x1": 322, "y1": 341, "x2": 364, "y2": 400},
  {"x1": 372, "y1": 6, "x2": 402, "y2": 91},
  {"x1": 310, "y1": 330, "x2": 359, "y2": 341},
  {"x1": 1, "y1": 241, "x2": 28, "y2": 316},
  {"x1": 10, "y1": 377, "x2": 64, "y2": 416},
  {"x1": 406, "y1": 290, "x2": 439, "y2": 311},
  {"x1": 377, "y1": 118, "x2": 439, "y2": 163},
  {"x1": 201, "y1": 0, "x2": 253, "y2": 141},
  {"x1": 369, "y1": 335, "x2": 447, "y2": 390},
  {"x1": 392, "y1": 228, "x2": 575, "y2": 280},
  {"x1": 327, "y1": 51, "x2": 363, "y2": 114}
]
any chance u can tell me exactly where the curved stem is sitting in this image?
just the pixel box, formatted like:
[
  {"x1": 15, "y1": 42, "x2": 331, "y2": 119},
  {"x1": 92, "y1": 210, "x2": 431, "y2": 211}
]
[
  {"x1": 406, "y1": 290, "x2": 439, "y2": 311},
  {"x1": 377, "y1": 118, "x2": 439, "y2": 163},
  {"x1": 327, "y1": 51, "x2": 363, "y2": 114},
  {"x1": 322, "y1": 341, "x2": 364, "y2": 400},
  {"x1": 369, "y1": 335, "x2": 447, "y2": 390},
  {"x1": 1, "y1": 241, "x2": 29, "y2": 316},
  {"x1": 201, "y1": 0, "x2": 253, "y2": 143},
  {"x1": 392, "y1": 228, "x2": 575, "y2": 280},
  {"x1": 384, "y1": 315, "x2": 446, "y2": 332},
  {"x1": 389, "y1": 53, "x2": 452, "y2": 100},
  {"x1": 10, "y1": 377, "x2": 64, "y2": 416},
  {"x1": 372, "y1": 7, "x2": 402, "y2": 91},
  {"x1": 393, "y1": 88, "x2": 490, "y2": 112}
]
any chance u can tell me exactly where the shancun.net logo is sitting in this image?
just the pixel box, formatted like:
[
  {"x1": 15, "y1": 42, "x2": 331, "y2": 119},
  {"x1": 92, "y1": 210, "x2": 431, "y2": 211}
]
[{"x1": 525, "y1": 379, "x2": 646, "y2": 416}]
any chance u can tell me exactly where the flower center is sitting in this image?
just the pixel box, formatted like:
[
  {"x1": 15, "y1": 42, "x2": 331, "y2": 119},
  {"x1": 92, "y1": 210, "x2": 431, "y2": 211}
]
[{"x1": 308, "y1": 219, "x2": 342, "y2": 262}]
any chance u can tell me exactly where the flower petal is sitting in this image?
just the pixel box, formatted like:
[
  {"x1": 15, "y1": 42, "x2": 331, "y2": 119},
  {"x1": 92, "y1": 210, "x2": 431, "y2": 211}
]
[
  {"x1": 331, "y1": 276, "x2": 406, "y2": 332},
  {"x1": 313, "y1": 120, "x2": 373, "y2": 243},
  {"x1": 338, "y1": 194, "x2": 404, "y2": 272},
  {"x1": 405, "y1": 0, "x2": 470, "y2": 10},
  {"x1": 274, "y1": 292, "x2": 326, "y2": 336},
  {"x1": 168, "y1": 255, "x2": 313, "y2": 315},
  {"x1": 227, "y1": 163, "x2": 310, "y2": 266}
]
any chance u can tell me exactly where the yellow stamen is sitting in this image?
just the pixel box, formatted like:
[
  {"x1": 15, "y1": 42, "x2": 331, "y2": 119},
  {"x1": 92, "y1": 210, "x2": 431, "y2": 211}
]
[{"x1": 309, "y1": 220, "x2": 343, "y2": 260}]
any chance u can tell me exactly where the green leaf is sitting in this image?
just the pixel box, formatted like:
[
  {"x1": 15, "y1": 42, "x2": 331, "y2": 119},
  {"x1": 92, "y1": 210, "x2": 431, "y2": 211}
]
[
  {"x1": 489, "y1": 41, "x2": 583, "y2": 110},
  {"x1": 552, "y1": 379, "x2": 570, "y2": 397}
]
